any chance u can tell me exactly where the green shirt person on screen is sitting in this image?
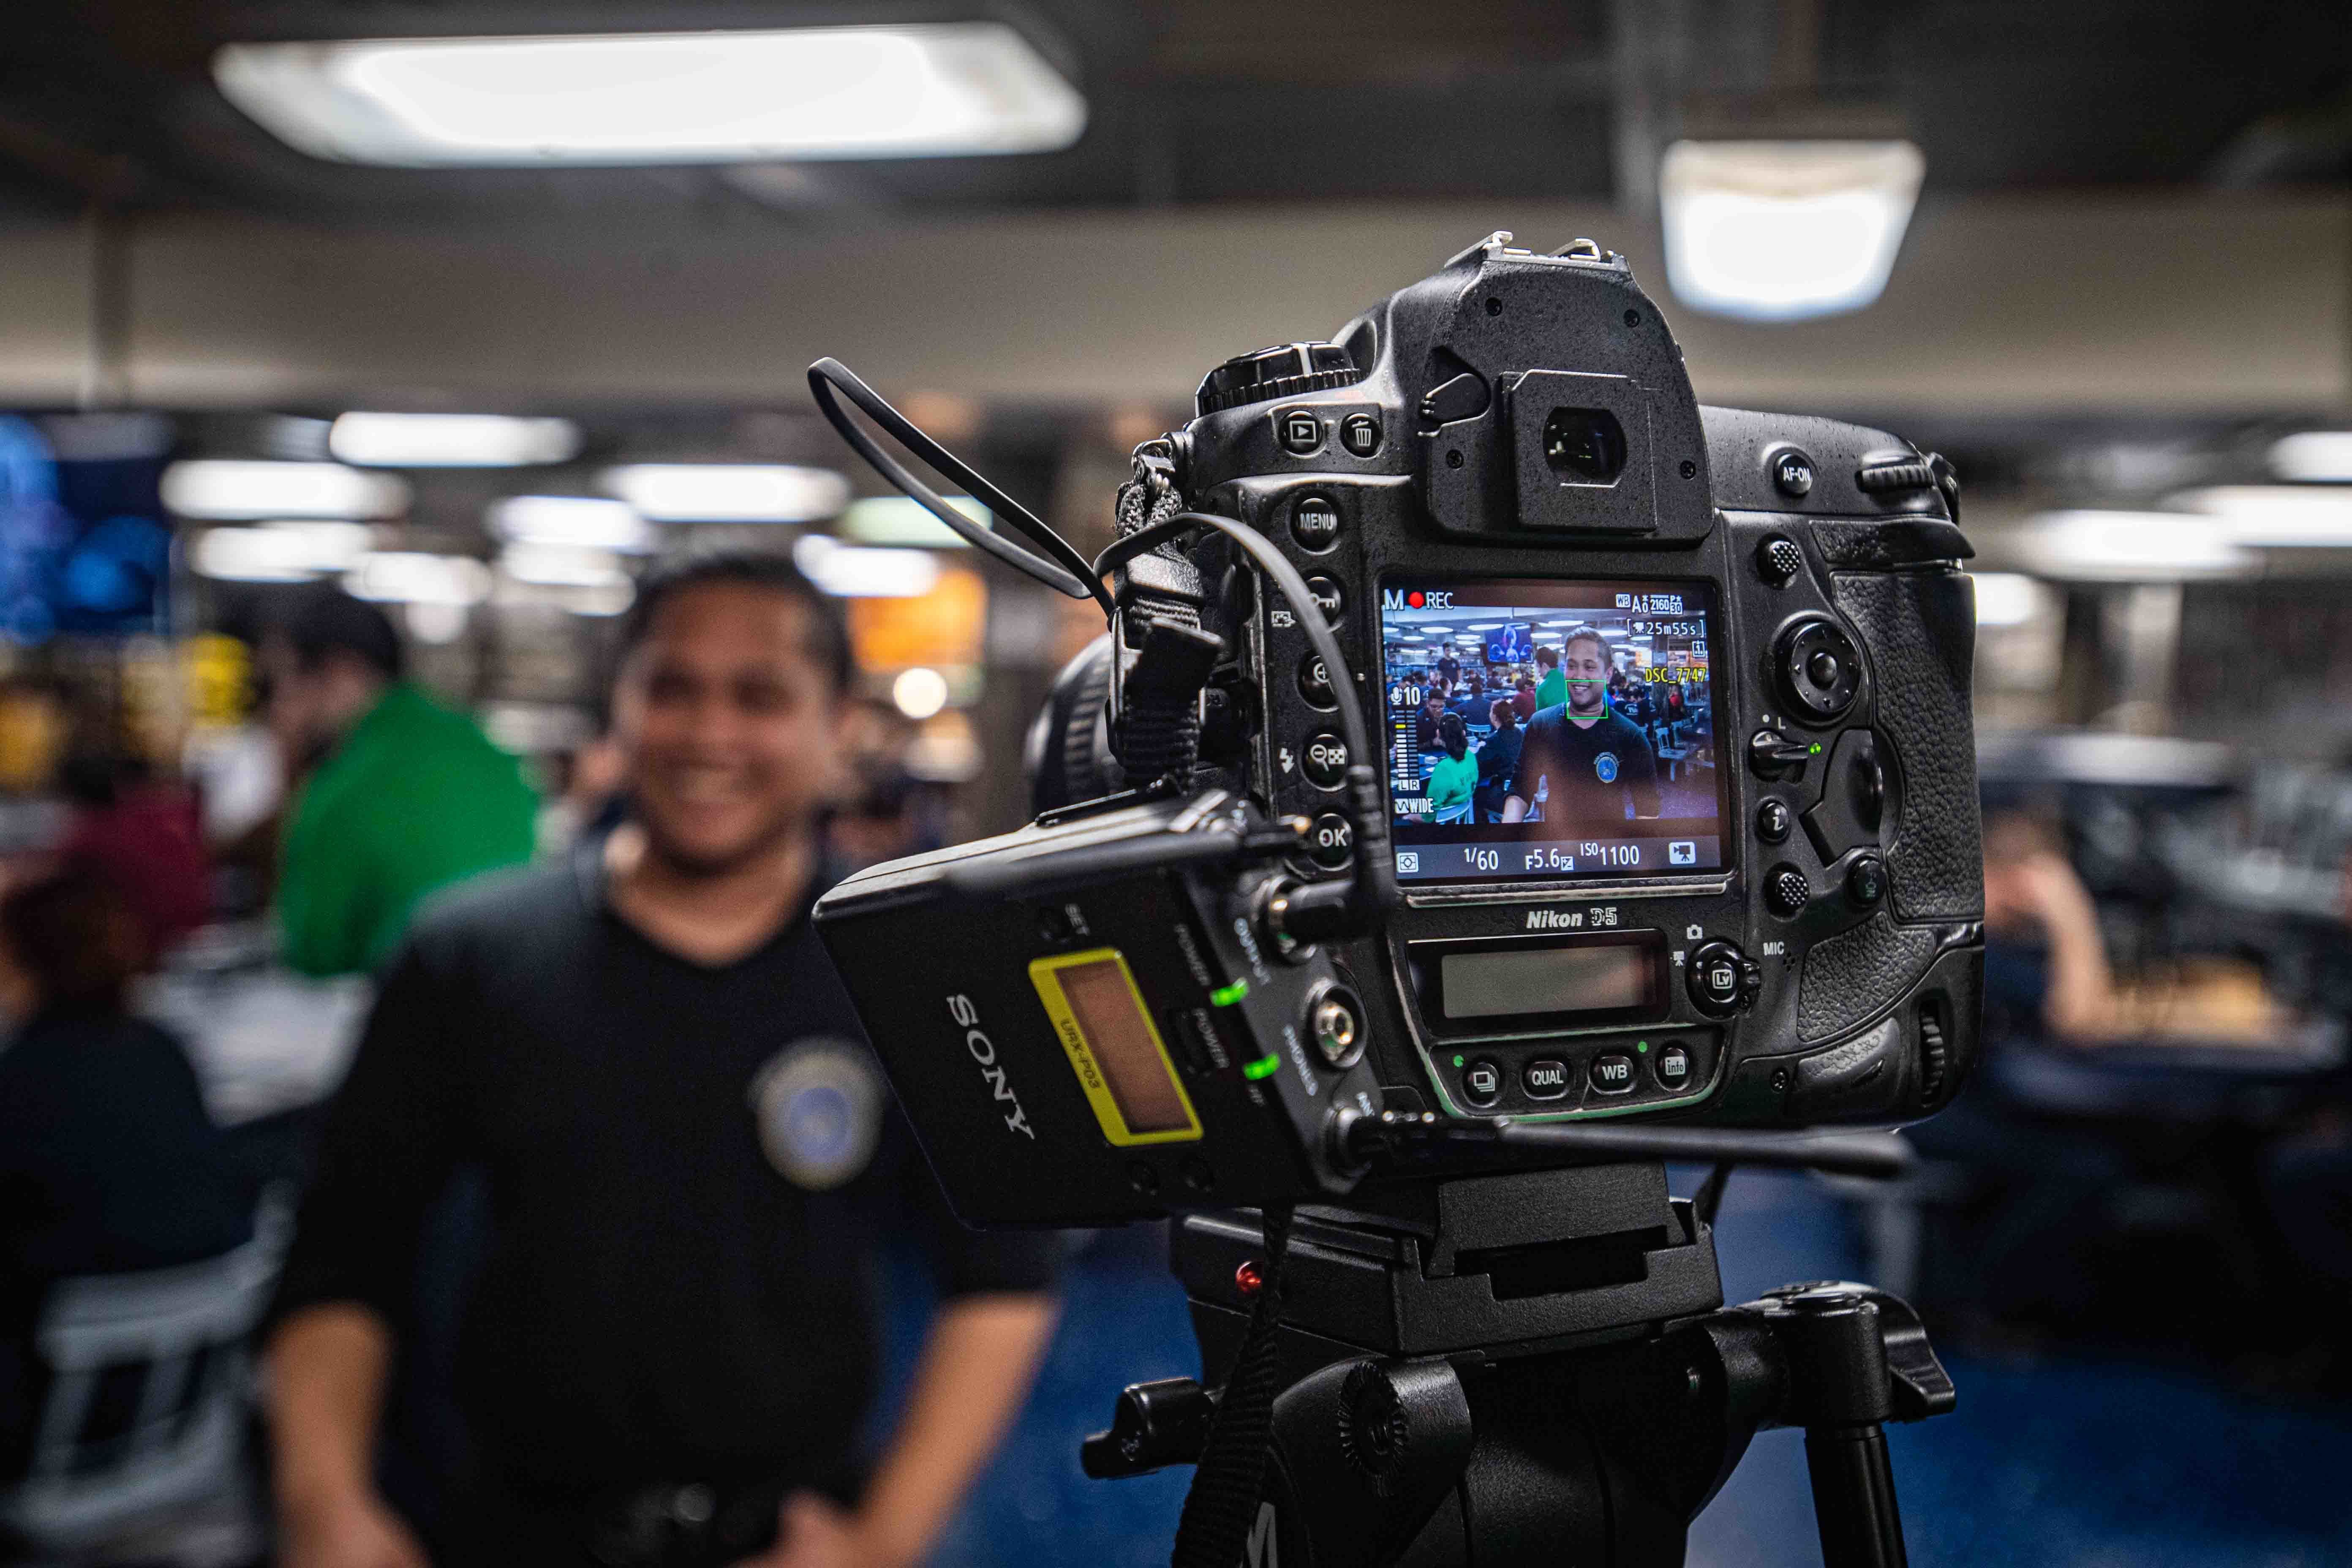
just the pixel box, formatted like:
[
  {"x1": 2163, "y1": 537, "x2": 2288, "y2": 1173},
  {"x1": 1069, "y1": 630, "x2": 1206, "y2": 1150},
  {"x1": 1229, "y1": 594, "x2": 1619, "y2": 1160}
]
[
  {"x1": 262, "y1": 590, "x2": 537, "y2": 977},
  {"x1": 1533, "y1": 643, "x2": 1568, "y2": 711}
]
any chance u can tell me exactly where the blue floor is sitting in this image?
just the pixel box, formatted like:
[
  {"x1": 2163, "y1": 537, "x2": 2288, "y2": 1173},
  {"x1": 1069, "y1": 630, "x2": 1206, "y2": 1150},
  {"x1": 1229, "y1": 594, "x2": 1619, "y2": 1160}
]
[{"x1": 883, "y1": 1171, "x2": 2352, "y2": 1566}]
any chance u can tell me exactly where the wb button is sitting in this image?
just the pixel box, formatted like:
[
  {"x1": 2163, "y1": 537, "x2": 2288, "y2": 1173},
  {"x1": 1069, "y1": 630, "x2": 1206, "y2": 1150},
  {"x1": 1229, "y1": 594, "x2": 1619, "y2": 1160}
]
[{"x1": 1588, "y1": 1054, "x2": 1636, "y2": 1094}]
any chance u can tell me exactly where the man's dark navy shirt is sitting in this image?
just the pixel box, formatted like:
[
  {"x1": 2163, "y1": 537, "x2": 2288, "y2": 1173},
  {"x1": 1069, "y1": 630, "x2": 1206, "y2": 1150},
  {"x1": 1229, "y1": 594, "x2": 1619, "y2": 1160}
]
[
  {"x1": 270, "y1": 849, "x2": 1056, "y2": 1502},
  {"x1": 1512, "y1": 705, "x2": 1662, "y2": 822}
]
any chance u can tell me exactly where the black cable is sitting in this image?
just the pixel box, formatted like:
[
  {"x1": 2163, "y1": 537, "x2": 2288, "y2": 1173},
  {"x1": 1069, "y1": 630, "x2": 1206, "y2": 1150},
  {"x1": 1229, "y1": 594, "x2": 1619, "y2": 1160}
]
[
  {"x1": 807, "y1": 358, "x2": 1116, "y2": 617},
  {"x1": 1169, "y1": 1203, "x2": 1294, "y2": 1568},
  {"x1": 1097, "y1": 510, "x2": 1398, "y2": 936}
]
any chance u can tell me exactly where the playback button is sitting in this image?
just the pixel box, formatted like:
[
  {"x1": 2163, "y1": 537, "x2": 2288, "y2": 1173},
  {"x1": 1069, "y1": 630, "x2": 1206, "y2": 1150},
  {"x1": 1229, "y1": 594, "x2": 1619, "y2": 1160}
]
[{"x1": 1461, "y1": 1058, "x2": 1503, "y2": 1108}]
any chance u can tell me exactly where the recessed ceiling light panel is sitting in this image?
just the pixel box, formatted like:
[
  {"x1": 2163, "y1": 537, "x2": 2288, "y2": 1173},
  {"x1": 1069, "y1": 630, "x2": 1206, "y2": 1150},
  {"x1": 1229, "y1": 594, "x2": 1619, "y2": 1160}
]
[
  {"x1": 214, "y1": 24, "x2": 1086, "y2": 166},
  {"x1": 1660, "y1": 139, "x2": 1925, "y2": 322}
]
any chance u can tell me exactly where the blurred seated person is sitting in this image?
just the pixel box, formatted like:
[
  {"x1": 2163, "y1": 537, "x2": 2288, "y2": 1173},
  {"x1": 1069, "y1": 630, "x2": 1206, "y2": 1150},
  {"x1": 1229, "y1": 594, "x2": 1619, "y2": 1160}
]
[
  {"x1": 260, "y1": 587, "x2": 538, "y2": 978},
  {"x1": 0, "y1": 863, "x2": 257, "y2": 1481},
  {"x1": 1511, "y1": 676, "x2": 1538, "y2": 723},
  {"x1": 1426, "y1": 713, "x2": 1477, "y2": 823},
  {"x1": 264, "y1": 550, "x2": 1056, "y2": 1568},
  {"x1": 58, "y1": 752, "x2": 210, "y2": 957},
  {"x1": 827, "y1": 761, "x2": 939, "y2": 874},
  {"x1": 1474, "y1": 699, "x2": 1524, "y2": 823},
  {"x1": 536, "y1": 725, "x2": 628, "y2": 859},
  {"x1": 1981, "y1": 808, "x2": 2124, "y2": 1043},
  {"x1": 1414, "y1": 690, "x2": 1447, "y2": 754}
]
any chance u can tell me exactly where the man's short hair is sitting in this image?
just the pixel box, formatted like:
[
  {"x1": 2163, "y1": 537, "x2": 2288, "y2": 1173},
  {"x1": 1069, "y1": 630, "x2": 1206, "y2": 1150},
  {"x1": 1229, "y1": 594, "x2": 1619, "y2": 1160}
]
[
  {"x1": 618, "y1": 547, "x2": 853, "y2": 695},
  {"x1": 1560, "y1": 626, "x2": 1610, "y2": 667},
  {"x1": 275, "y1": 585, "x2": 403, "y2": 681},
  {"x1": 1535, "y1": 644, "x2": 1558, "y2": 670}
]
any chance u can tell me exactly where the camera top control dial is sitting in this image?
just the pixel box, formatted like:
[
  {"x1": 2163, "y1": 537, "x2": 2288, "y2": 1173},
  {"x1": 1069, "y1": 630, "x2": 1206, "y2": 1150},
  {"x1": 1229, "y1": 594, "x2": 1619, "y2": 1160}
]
[
  {"x1": 1775, "y1": 618, "x2": 1862, "y2": 723},
  {"x1": 1195, "y1": 340, "x2": 1363, "y2": 414}
]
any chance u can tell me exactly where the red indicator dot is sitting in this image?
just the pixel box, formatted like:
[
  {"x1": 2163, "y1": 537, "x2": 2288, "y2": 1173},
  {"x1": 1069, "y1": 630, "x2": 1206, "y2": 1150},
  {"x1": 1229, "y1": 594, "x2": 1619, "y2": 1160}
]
[
  {"x1": 1234, "y1": 1260, "x2": 1266, "y2": 1297},
  {"x1": 1407, "y1": 591, "x2": 1424, "y2": 608}
]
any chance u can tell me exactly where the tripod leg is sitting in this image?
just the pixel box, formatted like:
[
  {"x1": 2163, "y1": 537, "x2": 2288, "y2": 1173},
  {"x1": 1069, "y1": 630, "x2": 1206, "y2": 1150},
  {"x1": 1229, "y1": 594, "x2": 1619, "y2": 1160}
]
[{"x1": 1802, "y1": 1422, "x2": 1906, "y2": 1568}]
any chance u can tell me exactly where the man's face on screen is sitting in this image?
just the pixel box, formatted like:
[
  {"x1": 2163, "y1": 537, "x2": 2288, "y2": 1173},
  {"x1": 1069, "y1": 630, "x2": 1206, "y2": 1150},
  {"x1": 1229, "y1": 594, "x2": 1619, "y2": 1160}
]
[
  {"x1": 1563, "y1": 640, "x2": 1609, "y2": 715},
  {"x1": 612, "y1": 582, "x2": 848, "y2": 876}
]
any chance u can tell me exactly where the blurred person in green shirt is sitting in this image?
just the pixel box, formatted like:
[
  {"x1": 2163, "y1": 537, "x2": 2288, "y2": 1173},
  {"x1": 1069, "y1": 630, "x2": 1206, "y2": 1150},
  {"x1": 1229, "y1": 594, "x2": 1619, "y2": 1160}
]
[
  {"x1": 1426, "y1": 710, "x2": 1478, "y2": 822},
  {"x1": 1533, "y1": 643, "x2": 1569, "y2": 711},
  {"x1": 260, "y1": 588, "x2": 537, "y2": 978}
]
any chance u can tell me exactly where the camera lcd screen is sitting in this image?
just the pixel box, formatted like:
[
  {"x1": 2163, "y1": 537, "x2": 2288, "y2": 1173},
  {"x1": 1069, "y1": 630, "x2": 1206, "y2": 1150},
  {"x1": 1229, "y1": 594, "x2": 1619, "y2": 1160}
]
[
  {"x1": 1439, "y1": 942, "x2": 1653, "y2": 1020},
  {"x1": 1379, "y1": 577, "x2": 1727, "y2": 883},
  {"x1": 1029, "y1": 949, "x2": 1202, "y2": 1145}
]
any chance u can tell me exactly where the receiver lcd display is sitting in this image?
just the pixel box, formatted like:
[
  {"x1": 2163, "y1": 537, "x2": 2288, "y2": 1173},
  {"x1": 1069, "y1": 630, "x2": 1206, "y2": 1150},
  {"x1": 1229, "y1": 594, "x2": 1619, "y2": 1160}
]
[
  {"x1": 1028, "y1": 949, "x2": 1201, "y2": 1144},
  {"x1": 1380, "y1": 577, "x2": 1728, "y2": 884}
]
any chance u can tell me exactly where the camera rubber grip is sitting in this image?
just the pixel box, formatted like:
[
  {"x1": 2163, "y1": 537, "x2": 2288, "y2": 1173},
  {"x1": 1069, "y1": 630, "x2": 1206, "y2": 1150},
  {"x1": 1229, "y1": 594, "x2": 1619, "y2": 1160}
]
[
  {"x1": 1797, "y1": 912, "x2": 1937, "y2": 1045},
  {"x1": 1829, "y1": 569, "x2": 1984, "y2": 924}
]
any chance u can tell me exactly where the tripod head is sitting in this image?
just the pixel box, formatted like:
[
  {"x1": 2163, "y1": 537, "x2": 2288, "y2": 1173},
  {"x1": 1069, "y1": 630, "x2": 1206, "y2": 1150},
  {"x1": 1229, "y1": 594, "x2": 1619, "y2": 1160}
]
[{"x1": 1087, "y1": 1156, "x2": 1953, "y2": 1568}]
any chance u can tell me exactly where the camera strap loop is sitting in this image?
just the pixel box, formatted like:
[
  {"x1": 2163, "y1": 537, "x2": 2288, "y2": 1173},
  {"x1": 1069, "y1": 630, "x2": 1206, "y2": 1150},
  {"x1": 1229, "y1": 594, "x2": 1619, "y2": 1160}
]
[{"x1": 1170, "y1": 1203, "x2": 1295, "y2": 1568}]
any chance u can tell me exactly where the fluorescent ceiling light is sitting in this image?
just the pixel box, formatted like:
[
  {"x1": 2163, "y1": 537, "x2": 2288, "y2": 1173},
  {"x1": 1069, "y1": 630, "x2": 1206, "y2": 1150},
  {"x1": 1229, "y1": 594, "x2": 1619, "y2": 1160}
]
[
  {"x1": 841, "y1": 495, "x2": 989, "y2": 547},
  {"x1": 191, "y1": 522, "x2": 375, "y2": 582},
  {"x1": 330, "y1": 412, "x2": 579, "y2": 467},
  {"x1": 345, "y1": 551, "x2": 492, "y2": 605},
  {"x1": 602, "y1": 464, "x2": 848, "y2": 523},
  {"x1": 2269, "y1": 432, "x2": 2352, "y2": 483},
  {"x1": 162, "y1": 460, "x2": 407, "y2": 520},
  {"x1": 1970, "y1": 572, "x2": 2046, "y2": 627},
  {"x1": 499, "y1": 543, "x2": 631, "y2": 588},
  {"x1": 1659, "y1": 140, "x2": 1925, "y2": 322},
  {"x1": 2175, "y1": 485, "x2": 2352, "y2": 546},
  {"x1": 213, "y1": 24, "x2": 1086, "y2": 167},
  {"x1": 491, "y1": 495, "x2": 654, "y2": 553},
  {"x1": 792, "y1": 534, "x2": 940, "y2": 598},
  {"x1": 2017, "y1": 511, "x2": 2252, "y2": 580}
]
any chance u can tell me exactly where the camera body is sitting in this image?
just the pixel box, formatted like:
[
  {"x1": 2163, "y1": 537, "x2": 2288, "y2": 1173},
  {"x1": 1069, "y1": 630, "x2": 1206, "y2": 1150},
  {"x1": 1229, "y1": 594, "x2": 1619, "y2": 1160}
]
[{"x1": 815, "y1": 233, "x2": 1984, "y2": 1226}]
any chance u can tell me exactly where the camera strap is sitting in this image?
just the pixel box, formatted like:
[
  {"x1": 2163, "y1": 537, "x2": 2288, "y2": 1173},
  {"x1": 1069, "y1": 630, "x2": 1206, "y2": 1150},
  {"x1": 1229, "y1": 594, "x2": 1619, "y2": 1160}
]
[
  {"x1": 1168, "y1": 1202, "x2": 1295, "y2": 1568},
  {"x1": 1110, "y1": 443, "x2": 1220, "y2": 788}
]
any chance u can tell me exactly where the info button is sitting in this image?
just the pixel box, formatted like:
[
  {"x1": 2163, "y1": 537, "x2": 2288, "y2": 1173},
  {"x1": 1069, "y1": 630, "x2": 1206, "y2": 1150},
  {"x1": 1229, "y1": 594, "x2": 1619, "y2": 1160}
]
[{"x1": 1521, "y1": 1059, "x2": 1571, "y2": 1101}]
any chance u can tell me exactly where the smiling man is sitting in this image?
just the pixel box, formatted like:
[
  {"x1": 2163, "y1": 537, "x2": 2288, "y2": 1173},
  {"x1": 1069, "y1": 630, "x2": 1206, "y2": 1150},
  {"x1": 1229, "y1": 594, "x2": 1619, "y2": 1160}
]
[
  {"x1": 1503, "y1": 626, "x2": 1661, "y2": 828},
  {"x1": 264, "y1": 550, "x2": 1057, "y2": 1568}
]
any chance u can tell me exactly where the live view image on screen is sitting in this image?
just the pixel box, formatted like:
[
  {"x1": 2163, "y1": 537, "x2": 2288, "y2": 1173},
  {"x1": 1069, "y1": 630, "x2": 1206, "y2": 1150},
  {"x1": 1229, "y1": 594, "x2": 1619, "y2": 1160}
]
[{"x1": 1379, "y1": 578, "x2": 1727, "y2": 883}]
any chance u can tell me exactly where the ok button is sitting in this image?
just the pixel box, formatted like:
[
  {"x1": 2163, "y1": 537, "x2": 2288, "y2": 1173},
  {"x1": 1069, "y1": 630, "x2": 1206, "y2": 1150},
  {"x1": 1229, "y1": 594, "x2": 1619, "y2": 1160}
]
[{"x1": 1521, "y1": 1059, "x2": 1571, "y2": 1101}]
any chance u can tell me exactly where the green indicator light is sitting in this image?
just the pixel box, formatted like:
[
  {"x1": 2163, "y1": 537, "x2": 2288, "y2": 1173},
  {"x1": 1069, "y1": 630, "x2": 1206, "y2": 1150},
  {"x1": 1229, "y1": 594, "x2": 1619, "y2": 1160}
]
[
  {"x1": 1636, "y1": 1040, "x2": 1650, "y2": 1053},
  {"x1": 1242, "y1": 1054, "x2": 1281, "y2": 1081},
  {"x1": 1453, "y1": 1054, "x2": 1465, "y2": 1067},
  {"x1": 1210, "y1": 979, "x2": 1250, "y2": 1007},
  {"x1": 1809, "y1": 742, "x2": 1822, "y2": 755}
]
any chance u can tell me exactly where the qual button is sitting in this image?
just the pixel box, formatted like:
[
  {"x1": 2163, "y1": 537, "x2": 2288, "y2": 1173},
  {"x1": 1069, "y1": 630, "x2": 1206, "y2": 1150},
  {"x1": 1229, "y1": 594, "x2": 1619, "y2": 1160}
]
[{"x1": 1521, "y1": 1059, "x2": 1571, "y2": 1101}]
